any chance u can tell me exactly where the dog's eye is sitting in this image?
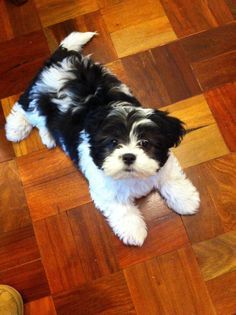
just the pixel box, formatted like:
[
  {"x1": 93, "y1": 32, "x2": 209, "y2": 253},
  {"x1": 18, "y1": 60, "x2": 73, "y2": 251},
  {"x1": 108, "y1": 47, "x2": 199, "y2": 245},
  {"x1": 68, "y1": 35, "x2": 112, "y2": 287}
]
[
  {"x1": 110, "y1": 139, "x2": 118, "y2": 147},
  {"x1": 138, "y1": 139, "x2": 149, "y2": 148}
]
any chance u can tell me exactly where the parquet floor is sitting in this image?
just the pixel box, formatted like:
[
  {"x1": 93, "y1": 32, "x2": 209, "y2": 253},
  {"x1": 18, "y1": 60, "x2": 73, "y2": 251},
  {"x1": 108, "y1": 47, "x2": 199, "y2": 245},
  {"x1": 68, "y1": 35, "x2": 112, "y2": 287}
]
[{"x1": 0, "y1": 0, "x2": 236, "y2": 314}]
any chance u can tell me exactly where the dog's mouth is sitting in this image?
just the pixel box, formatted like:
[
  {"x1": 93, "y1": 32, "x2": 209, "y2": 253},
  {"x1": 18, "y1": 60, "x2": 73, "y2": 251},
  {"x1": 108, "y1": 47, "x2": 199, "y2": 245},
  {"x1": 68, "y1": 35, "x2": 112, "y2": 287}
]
[{"x1": 124, "y1": 167, "x2": 134, "y2": 173}]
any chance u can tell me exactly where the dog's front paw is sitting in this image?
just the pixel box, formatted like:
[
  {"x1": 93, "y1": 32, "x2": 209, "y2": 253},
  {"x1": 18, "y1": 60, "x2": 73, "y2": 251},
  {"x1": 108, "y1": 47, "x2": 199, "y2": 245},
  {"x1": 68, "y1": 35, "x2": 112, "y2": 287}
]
[
  {"x1": 161, "y1": 179, "x2": 200, "y2": 215},
  {"x1": 114, "y1": 215, "x2": 147, "y2": 246}
]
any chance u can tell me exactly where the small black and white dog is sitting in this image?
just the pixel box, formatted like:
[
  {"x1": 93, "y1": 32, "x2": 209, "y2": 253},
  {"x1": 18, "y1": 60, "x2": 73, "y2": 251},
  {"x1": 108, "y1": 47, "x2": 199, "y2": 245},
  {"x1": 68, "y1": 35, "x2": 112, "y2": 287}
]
[{"x1": 5, "y1": 32, "x2": 199, "y2": 246}]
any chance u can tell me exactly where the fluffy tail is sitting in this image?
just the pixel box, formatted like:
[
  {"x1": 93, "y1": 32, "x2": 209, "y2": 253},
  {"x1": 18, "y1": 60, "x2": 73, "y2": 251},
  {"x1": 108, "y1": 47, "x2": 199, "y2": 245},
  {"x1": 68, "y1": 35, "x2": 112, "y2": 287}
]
[{"x1": 60, "y1": 31, "x2": 97, "y2": 52}]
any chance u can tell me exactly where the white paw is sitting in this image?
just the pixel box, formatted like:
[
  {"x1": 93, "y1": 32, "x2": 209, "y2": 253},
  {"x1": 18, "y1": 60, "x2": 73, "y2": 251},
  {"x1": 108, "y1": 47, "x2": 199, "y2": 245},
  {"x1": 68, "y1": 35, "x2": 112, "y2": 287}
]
[
  {"x1": 5, "y1": 111, "x2": 32, "y2": 142},
  {"x1": 39, "y1": 129, "x2": 56, "y2": 149},
  {"x1": 114, "y1": 215, "x2": 147, "y2": 246},
  {"x1": 161, "y1": 179, "x2": 200, "y2": 215}
]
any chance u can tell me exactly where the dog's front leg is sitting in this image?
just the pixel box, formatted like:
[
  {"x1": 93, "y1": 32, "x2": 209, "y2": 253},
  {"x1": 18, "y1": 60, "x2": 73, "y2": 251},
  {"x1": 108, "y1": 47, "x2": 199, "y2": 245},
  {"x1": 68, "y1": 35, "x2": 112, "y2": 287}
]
[
  {"x1": 156, "y1": 153, "x2": 200, "y2": 215},
  {"x1": 93, "y1": 196, "x2": 147, "y2": 246}
]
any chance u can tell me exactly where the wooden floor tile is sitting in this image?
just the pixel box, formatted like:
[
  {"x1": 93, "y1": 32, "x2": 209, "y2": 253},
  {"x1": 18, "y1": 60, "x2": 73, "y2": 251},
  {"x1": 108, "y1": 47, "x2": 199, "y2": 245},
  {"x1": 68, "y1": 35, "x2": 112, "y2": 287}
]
[
  {"x1": 111, "y1": 16, "x2": 177, "y2": 58},
  {"x1": 226, "y1": 0, "x2": 236, "y2": 18},
  {"x1": 45, "y1": 11, "x2": 117, "y2": 63},
  {"x1": 121, "y1": 44, "x2": 200, "y2": 109},
  {"x1": 183, "y1": 153, "x2": 236, "y2": 243},
  {"x1": 191, "y1": 50, "x2": 236, "y2": 91},
  {"x1": 0, "y1": 128, "x2": 15, "y2": 162},
  {"x1": 53, "y1": 272, "x2": 135, "y2": 315},
  {"x1": 34, "y1": 213, "x2": 86, "y2": 294},
  {"x1": 125, "y1": 246, "x2": 215, "y2": 315},
  {"x1": 193, "y1": 230, "x2": 236, "y2": 281},
  {"x1": 0, "y1": 104, "x2": 14, "y2": 162},
  {"x1": 183, "y1": 163, "x2": 225, "y2": 243},
  {"x1": 106, "y1": 59, "x2": 131, "y2": 86},
  {"x1": 0, "y1": 1, "x2": 13, "y2": 43},
  {"x1": 25, "y1": 296, "x2": 56, "y2": 315},
  {"x1": 206, "y1": 270, "x2": 236, "y2": 315},
  {"x1": 180, "y1": 23, "x2": 236, "y2": 63},
  {"x1": 17, "y1": 147, "x2": 75, "y2": 187},
  {"x1": 101, "y1": 0, "x2": 165, "y2": 33},
  {"x1": 35, "y1": 0, "x2": 98, "y2": 27},
  {"x1": 0, "y1": 0, "x2": 41, "y2": 43},
  {"x1": 0, "y1": 225, "x2": 39, "y2": 271},
  {"x1": 114, "y1": 213, "x2": 188, "y2": 268},
  {"x1": 180, "y1": 22, "x2": 236, "y2": 90},
  {"x1": 160, "y1": 0, "x2": 234, "y2": 37},
  {"x1": 150, "y1": 42, "x2": 201, "y2": 103},
  {"x1": 24, "y1": 170, "x2": 90, "y2": 221},
  {"x1": 205, "y1": 83, "x2": 236, "y2": 152},
  {"x1": 0, "y1": 160, "x2": 31, "y2": 233},
  {"x1": 162, "y1": 94, "x2": 229, "y2": 168},
  {"x1": 68, "y1": 204, "x2": 119, "y2": 280},
  {"x1": 0, "y1": 31, "x2": 50, "y2": 99},
  {"x1": 0, "y1": 259, "x2": 50, "y2": 303}
]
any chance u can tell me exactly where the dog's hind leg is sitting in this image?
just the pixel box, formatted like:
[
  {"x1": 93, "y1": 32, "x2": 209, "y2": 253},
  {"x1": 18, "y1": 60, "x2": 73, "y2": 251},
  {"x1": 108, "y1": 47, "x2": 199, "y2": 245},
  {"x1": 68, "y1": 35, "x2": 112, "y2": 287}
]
[
  {"x1": 5, "y1": 102, "x2": 33, "y2": 142},
  {"x1": 60, "y1": 31, "x2": 97, "y2": 52}
]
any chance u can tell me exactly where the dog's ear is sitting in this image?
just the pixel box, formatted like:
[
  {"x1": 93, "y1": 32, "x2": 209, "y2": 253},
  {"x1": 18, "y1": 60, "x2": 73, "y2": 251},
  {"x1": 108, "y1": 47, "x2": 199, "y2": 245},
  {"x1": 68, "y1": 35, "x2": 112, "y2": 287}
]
[{"x1": 149, "y1": 110, "x2": 186, "y2": 149}]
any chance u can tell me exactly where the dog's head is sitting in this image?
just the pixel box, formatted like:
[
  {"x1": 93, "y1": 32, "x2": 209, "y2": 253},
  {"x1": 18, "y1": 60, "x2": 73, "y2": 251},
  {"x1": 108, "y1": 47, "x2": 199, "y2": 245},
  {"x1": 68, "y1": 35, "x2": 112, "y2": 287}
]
[{"x1": 85, "y1": 102, "x2": 185, "y2": 179}]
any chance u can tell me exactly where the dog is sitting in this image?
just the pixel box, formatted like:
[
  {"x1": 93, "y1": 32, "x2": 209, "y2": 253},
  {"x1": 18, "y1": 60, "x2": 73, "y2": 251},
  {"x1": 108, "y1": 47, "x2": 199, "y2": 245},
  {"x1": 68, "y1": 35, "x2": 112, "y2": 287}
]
[{"x1": 5, "y1": 32, "x2": 200, "y2": 246}]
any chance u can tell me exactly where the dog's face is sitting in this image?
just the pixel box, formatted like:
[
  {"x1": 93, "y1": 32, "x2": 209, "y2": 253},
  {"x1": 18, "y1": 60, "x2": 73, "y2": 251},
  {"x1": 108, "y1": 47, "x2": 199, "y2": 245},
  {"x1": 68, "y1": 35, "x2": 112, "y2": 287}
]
[{"x1": 86, "y1": 102, "x2": 185, "y2": 179}]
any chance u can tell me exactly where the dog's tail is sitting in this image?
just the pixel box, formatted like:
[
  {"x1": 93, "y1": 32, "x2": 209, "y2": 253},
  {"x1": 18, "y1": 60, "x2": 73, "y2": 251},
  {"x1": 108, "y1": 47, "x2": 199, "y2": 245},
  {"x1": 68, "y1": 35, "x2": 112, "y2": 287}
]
[{"x1": 59, "y1": 31, "x2": 97, "y2": 52}]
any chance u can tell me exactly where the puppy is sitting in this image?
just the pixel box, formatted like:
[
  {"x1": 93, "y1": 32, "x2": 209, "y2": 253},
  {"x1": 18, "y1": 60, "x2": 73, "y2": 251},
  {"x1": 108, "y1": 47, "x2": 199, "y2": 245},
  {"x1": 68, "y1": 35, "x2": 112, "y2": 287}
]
[{"x1": 5, "y1": 32, "x2": 200, "y2": 246}]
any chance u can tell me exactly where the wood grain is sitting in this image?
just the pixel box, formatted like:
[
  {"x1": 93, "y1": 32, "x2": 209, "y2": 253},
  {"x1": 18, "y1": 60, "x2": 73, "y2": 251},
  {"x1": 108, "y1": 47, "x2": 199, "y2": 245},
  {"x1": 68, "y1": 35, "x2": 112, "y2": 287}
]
[
  {"x1": 207, "y1": 270, "x2": 236, "y2": 315},
  {"x1": 205, "y1": 83, "x2": 236, "y2": 152},
  {"x1": 226, "y1": 0, "x2": 236, "y2": 18},
  {"x1": 34, "y1": 213, "x2": 86, "y2": 294},
  {"x1": 111, "y1": 16, "x2": 177, "y2": 58},
  {"x1": 106, "y1": 59, "x2": 130, "y2": 85},
  {"x1": 0, "y1": 259, "x2": 50, "y2": 303},
  {"x1": 160, "y1": 0, "x2": 234, "y2": 37},
  {"x1": 0, "y1": 225, "x2": 39, "y2": 270},
  {"x1": 180, "y1": 22, "x2": 236, "y2": 63},
  {"x1": 193, "y1": 230, "x2": 236, "y2": 281},
  {"x1": 180, "y1": 22, "x2": 236, "y2": 90},
  {"x1": 121, "y1": 43, "x2": 200, "y2": 108},
  {"x1": 45, "y1": 11, "x2": 117, "y2": 63},
  {"x1": 53, "y1": 272, "x2": 135, "y2": 315},
  {"x1": 150, "y1": 42, "x2": 201, "y2": 103},
  {"x1": 0, "y1": 31, "x2": 50, "y2": 98},
  {"x1": 0, "y1": 160, "x2": 31, "y2": 233},
  {"x1": 191, "y1": 50, "x2": 236, "y2": 91},
  {"x1": 121, "y1": 51, "x2": 171, "y2": 108},
  {"x1": 0, "y1": 128, "x2": 15, "y2": 162},
  {"x1": 184, "y1": 153, "x2": 236, "y2": 242},
  {"x1": 35, "y1": 0, "x2": 98, "y2": 27},
  {"x1": 162, "y1": 94, "x2": 229, "y2": 168},
  {"x1": 114, "y1": 213, "x2": 188, "y2": 268},
  {"x1": 125, "y1": 246, "x2": 216, "y2": 315},
  {"x1": 24, "y1": 170, "x2": 90, "y2": 221},
  {"x1": 1, "y1": 0, "x2": 41, "y2": 42},
  {"x1": 68, "y1": 203, "x2": 119, "y2": 280},
  {"x1": 25, "y1": 296, "x2": 57, "y2": 315},
  {"x1": 101, "y1": 0, "x2": 165, "y2": 33},
  {"x1": 17, "y1": 147, "x2": 75, "y2": 187}
]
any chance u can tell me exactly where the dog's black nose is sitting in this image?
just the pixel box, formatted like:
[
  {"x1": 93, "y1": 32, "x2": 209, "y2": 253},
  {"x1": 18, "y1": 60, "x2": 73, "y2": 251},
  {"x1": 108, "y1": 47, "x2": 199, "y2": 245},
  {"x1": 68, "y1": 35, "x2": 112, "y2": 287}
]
[{"x1": 122, "y1": 153, "x2": 136, "y2": 165}]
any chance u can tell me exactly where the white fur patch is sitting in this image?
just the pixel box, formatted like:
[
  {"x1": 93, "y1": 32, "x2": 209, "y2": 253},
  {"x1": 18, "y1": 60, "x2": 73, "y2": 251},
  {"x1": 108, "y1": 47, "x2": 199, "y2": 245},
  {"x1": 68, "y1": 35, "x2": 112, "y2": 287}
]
[
  {"x1": 156, "y1": 154, "x2": 200, "y2": 215},
  {"x1": 5, "y1": 103, "x2": 33, "y2": 142},
  {"x1": 60, "y1": 31, "x2": 97, "y2": 51}
]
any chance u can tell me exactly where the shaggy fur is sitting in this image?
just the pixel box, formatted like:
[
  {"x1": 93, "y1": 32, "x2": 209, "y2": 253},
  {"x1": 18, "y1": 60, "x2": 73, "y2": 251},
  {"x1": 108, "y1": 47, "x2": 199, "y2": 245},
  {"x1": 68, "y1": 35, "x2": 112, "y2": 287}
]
[{"x1": 5, "y1": 32, "x2": 200, "y2": 246}]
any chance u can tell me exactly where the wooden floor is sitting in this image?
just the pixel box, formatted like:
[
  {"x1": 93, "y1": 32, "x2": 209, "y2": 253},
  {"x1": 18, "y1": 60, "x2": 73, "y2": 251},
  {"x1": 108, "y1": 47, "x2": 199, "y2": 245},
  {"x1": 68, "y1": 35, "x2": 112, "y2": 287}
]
[{"x1": 0, "y1": 0, "x2": 236, "y2": 314}]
